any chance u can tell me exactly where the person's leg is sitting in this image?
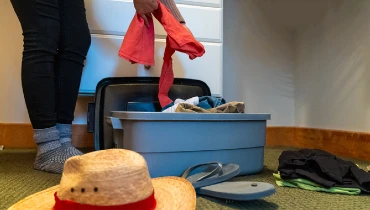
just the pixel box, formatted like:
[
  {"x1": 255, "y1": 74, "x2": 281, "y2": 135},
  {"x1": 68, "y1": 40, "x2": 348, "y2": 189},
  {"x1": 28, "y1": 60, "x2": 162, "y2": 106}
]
[
  {"x1": 55, "y1": 0, "x2": 91, "y2": 156},
  {"x1": 10, "y1": 0, "x2": 68, "y2": 173}
]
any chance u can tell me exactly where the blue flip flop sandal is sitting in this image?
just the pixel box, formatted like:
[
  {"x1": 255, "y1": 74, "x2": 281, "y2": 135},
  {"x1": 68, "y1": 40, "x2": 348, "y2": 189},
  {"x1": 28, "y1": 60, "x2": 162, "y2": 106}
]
[
  {"x1": 181, "y1": 162, "x2": 276, "y2": 201},
  {"x1": 198, "y1": 181, "x2": 276, "y2": 201},
  {"x1": 180, "y1": 162, "x2": 240, "y2": 189}
]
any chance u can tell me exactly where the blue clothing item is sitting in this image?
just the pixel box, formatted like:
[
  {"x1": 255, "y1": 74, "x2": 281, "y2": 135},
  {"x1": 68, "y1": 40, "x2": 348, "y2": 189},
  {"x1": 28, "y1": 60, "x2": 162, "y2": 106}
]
[
  {"x1": 161, "y1": 101, "x2": 175, "y2": 111},
  {"x1": 161, "y1": 96, "x2": 227, "y2": 112},
  {"x1": 197, "y1": 96, "x2": 226, "y2": 110},
  {"x1": 127, "y1": 102, "x2": 162, "y2": 112}
]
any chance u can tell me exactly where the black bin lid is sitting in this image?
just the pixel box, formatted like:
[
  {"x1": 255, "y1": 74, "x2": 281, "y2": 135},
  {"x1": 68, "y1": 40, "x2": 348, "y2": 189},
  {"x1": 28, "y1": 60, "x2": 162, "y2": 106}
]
[{"x1": 90, "y1": 77, "x2": 212, "y2": 150}]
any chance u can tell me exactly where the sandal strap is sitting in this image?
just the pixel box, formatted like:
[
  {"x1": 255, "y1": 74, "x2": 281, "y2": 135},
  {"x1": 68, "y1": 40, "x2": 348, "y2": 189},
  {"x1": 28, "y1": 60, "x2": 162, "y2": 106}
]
[{"x1": 180, "y1": 162, "x2": 223, "y2": 182}]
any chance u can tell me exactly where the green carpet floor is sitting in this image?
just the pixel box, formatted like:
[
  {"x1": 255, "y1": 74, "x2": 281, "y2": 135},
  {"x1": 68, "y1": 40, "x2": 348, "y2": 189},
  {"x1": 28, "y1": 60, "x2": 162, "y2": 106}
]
[{"x1": 1, "y1": 147, "x2": 369, "y2": 210}]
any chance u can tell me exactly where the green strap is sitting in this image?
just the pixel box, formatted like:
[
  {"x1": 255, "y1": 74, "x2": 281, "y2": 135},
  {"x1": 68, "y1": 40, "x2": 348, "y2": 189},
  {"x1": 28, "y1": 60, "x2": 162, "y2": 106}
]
[{"x1": 273, "y1": 172, "x2": 361, "y2": 195}]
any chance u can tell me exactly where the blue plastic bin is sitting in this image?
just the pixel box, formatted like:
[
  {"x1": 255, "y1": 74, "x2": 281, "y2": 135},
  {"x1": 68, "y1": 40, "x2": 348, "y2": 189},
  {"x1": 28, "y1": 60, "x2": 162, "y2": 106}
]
[{"x1": 106, "y1": 112, "x2": 271, "y2": 178}]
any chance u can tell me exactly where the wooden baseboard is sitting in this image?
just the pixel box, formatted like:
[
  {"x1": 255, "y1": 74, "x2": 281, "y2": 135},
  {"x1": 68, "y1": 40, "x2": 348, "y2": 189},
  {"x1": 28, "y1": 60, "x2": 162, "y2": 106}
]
[
  {"x1": 1, "y1": 123, "x2": 369, "y2": 161},
  {"x1": 0, "y1": 123, "x2": 93, "y2": 149},
  {"x1": 266, "y1": 126, "x2": 295, "y2": 147},
  {"x1": 266, "y1": 126, "x2": 370, "y2": 161}
]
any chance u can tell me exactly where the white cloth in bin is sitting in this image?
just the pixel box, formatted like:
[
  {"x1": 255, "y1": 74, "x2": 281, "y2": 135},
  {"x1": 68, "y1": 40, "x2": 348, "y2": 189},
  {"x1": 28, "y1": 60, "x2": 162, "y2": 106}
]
[{"x1": 162, "y1": 96, "x2": 199, "y2": 113}]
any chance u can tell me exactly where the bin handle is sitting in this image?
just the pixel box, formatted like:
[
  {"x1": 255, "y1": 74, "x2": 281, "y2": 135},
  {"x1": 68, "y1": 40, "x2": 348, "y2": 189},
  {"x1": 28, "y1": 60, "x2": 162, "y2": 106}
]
[{"x1": 105, "y1": 117, "x2": 123, "y2": 130}]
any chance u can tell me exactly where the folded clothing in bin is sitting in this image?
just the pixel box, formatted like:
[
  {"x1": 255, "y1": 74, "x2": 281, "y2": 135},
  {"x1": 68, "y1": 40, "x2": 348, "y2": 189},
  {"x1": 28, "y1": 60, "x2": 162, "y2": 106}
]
[
  {"x1": 175, "y1": 102, "x2": 245, "y2": 113},
  {"x1": 118, "y1": 0, "x2": 205, "y2": 108},
  {"x1": 162, "y1": 96, "x2": 245, "y2": 113}
]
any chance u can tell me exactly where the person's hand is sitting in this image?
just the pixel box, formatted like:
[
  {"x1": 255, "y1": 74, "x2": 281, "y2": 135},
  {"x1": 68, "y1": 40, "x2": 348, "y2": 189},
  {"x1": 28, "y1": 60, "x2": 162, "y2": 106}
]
[{"x1": 133, "y1": 0, "x2": 158, "y2": 27}]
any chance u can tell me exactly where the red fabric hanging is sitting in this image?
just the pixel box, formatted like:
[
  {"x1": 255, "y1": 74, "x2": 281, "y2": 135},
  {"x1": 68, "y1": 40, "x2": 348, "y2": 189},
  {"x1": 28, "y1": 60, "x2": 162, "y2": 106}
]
[{"x1": 119, "y1": 1, "x2": 205, "y2": 108}]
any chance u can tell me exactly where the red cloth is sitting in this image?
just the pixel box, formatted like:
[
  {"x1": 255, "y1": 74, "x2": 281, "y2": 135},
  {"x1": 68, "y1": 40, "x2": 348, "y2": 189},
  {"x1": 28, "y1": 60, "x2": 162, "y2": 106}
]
[
  {"x1": 53, "y1": 192, "x2": 156, "y2": 210},
  {"x1": 119, "y1": 1, "x2": 205, "y2": 108}
]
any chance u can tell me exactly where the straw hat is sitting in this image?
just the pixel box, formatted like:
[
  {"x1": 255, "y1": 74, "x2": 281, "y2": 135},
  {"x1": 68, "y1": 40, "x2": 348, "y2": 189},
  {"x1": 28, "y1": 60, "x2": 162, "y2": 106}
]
[{"x1": 8, "y1": 149, "x2": 196, "y2": 210}]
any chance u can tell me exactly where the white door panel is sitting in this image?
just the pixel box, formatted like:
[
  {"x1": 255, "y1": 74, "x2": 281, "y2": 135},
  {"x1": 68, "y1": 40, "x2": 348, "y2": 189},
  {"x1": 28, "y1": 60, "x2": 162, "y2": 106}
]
[
  {"x1": 79, "y1": 35, "x2": 222, "y2": 95},
  {"x1": 85, "y1": 0, "x2": 222, "y2": 41}
]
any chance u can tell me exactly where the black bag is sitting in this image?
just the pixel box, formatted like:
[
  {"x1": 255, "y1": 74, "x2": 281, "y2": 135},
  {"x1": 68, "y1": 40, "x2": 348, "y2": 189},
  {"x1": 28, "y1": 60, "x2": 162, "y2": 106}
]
[{"x1": 87, "y1": 77, "x2": 211, "y2": 150}]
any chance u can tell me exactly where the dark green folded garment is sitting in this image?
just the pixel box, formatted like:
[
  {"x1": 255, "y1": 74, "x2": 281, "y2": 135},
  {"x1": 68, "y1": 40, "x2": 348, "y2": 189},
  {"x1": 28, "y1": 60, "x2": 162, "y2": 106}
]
[{"x1": 273, "y1": 172, "x2": 361, "y2": 195}]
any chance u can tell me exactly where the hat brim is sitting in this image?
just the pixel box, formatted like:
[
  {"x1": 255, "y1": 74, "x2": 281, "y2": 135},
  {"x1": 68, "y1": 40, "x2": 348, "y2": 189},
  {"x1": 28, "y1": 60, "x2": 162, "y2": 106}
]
[{"x1": 7, "y1": 177, "x2": 196, "y2": 210}]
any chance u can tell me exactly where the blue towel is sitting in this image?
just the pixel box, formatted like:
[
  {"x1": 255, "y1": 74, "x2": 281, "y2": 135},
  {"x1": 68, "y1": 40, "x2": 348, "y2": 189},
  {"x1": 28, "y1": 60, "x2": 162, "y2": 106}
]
[{"x1": 197, "y1": 96, "x2": 226, "y2": 109}]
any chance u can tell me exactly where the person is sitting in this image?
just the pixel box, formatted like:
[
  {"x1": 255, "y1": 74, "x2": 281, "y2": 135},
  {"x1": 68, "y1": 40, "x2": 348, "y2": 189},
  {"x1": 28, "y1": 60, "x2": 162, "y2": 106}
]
[{"x1": 10, "y1": 0, "x2": 191, "y2": 174}]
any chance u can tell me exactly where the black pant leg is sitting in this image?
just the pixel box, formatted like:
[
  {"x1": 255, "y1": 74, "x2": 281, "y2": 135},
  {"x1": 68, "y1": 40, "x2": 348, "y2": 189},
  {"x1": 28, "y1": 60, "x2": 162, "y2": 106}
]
[
  {"x1": 55, "y1": 0, "x2": 91, "y2": 124},
  {"x1": 10, "y1": 0, "x2": 61, "y2": 129}
]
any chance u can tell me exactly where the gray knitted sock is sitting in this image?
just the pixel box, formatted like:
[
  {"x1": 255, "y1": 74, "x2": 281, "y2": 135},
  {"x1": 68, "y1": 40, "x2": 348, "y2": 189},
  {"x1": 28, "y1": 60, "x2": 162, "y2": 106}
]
[
  {"x1": 56, "y1": 123, "x2": 83, "y2": 157},
  {"x1": 33, "y1": 126, "x2": 67, "y2": 174}
]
